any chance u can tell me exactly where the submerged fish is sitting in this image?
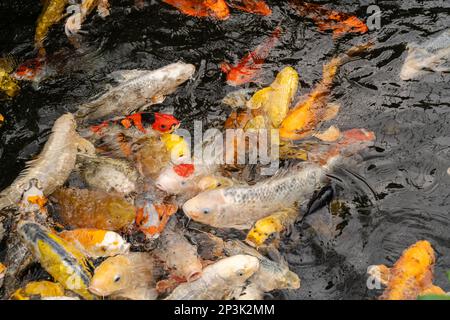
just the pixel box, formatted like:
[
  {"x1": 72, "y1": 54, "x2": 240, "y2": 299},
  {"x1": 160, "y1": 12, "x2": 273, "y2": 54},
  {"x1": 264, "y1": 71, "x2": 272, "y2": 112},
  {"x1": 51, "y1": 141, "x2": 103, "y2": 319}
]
[
  {"x1": 221, "y1": 26, "x2": 282, "y2": 86},
  {"x1": 78, "y1": 154, "x2": 139, "y2": 195},
  {"x1": 0, "y1": 113, "x2": 94, "y2": 211},
  {"x1": 154, "y1": 221, "x2": 203, "y2": 282},
  {"x1": 227, "y1": 0, "x2": 272, "y2": 16},
  {"x1": 35, "y1": 0, "x2": 70, "y2": 52},
  {"x1": 165, "y1": 254, "x2": 259, "y2": 300},
  {"x1": 0, "y1": 56, "x2": 20, "y2": 99},
  {"x1": 279, "y1": 43, "x2": 371, "y2": 140},
  {"x1": 222, "y1": 88, "x2": 255, "y2": 109},
  {"x1": 163, "y1": 0, "x2": 230, "y2": 20},
  {"x1": 161, "y1": 133, "x2": 191, "y2": 163},
  {"x1": 133, "y1": 135, "x2": 173, "y2": 179},
  {"x1": 11, "y1": 281, "x2": 65, "y2": 300},
  {"x1": 58, "y1": 228, "x2": 130, "y2": 259},
  {"x1": 0, "y1": 113, "x2": 4, "y2": 128},
  {"x1": 75, "y1": 63, "x2": 195, "y2": 123},
  {"x1": 65, "y1": 0, "x2": 111, "y2": 36},
  {"x1": 400, "y1": 29, "x2": 450, "y2": 80},
  {"x1": 12, "y1": 56, "x2": 51, "y2": 87},
  {"x1": 51, "y1": 188, "x2": 135, "y2": 231},
  {"x1": 89, "y1": 252, "x2": 160, "y2": 300},
  {"x1": 289, "y1": 0, "x2": 368, "y2": 38},
  {"x1": 18, "y1": 221, "x2": 95, "y2": 300},
  {"x1": 183, "y1": 162, "x2": 328, "y2": 229},
  {"x1": 247, "y1": 66, "x2": 299, "y2": 128},
  {"x1": 367, "y1": 240, "x2": 445, "y2": 300}
]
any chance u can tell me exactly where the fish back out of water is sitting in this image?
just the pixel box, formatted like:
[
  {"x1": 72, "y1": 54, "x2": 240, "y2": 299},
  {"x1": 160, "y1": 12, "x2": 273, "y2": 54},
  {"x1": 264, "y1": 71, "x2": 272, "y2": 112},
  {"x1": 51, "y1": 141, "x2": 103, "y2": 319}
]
[
  {"x1": 165, "y1": 254, "x2": 259, "y2": 300},
  {"x1": 183, "y1": 162, "x2": 328, "y2": 229},
  {"x1": 0, "y1": 113, "x2": 91, "y2": 211},
  {"x1": 17, "y1": 221, "x2": 95, "y2": 300},
  {"x1": 400, "y1": 29, "x2": 450, "y2": 80},
  {"x1": 75, "y1": 62, "x2": 195, "y2": 123}
]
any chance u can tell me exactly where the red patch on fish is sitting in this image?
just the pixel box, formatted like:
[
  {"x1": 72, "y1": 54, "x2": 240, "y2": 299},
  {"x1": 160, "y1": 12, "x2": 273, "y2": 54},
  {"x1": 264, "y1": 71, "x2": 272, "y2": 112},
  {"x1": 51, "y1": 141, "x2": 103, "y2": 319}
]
[
  {"x1": 220, "y1": 25, "x2": 282, "y2": 86},
  {"x1": 89, "y1": 112, "x2": 180, "y2": 135},
  {"x1": 173, "y1": 163, "x2": 195, "y2": 177},
  {"x1": 152, "y1": 113, "x2": 180, "y2": 133},
  {"x1": 13, "y1": 57, "x2": 45, "y2": 81}
]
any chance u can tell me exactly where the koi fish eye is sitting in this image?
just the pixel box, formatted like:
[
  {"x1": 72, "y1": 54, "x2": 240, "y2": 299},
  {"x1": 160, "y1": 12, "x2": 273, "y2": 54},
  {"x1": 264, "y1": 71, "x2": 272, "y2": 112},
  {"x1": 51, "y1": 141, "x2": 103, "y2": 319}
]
[
  {"x1": 114, "y1": 275, "x2": 121, "y2": 283},
  {"x1": 202, "y1": 208, "x2": 210, "y2": 215},
  {"x1": 237, "y1": 270, "x2": 244, "y2": 277}
]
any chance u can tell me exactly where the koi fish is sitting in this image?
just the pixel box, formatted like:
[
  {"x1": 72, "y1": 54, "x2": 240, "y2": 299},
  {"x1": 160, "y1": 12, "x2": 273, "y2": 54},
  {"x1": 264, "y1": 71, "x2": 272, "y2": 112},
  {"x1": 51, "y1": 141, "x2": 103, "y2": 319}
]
[
  {"x1": 89, "y1": 252, "x2": 161, "y2": 300},
  {"x1": 135, "y1": 201, "x2": 178, "y2": 240},
  {"x1": 0, "y1": 56, "x2": 20, "y2": 99},
  {"x1": 0, "y1": 113, "x2": 4, "y2": 128},
  {"x1": 58, "y1": 228, "x2": 130, "y2": 259},
  {"x1": 18, "y1": 221, "x2": 96, "y2": 300},
  {"x1": 165, "y1": 255, "x2": 259, "y2": 300},
  {"x1": 279, "y1": 43, "x2": 371, "y2": 140},
  {"x1": 35, "y1": 0, "x2": 70, "y2": 52},
  {"x1": 0, "y1": 113, "x2": 94, "y2": 211},
  {"x1": 227, "y1": 0, "x2": 271, "y2": 16},
  {"x1": 75, "y1": 63, "x2": 195, "y2": 123},
  {"x1": 88, "y1": 112, "x2": 180, "y2": 136},
  {"x1": 65, "y1": 0, "x2": 111, "y2": 36},
  {"x1": 400, "y1": 29, "x2": 450, "y2": 80},
  {"x1": 220, "y1": 26, "x2": 282, "y2": 86},
  {"x1": 367, "y1": 240, "x2": 445, "y2": 300},
  {"x1": 163, "y1": 0, "x2": 230, "y2": 20},
  {"x1": 289, "y1": 0, "x2": 368, "y2": 38},
  {"x1": 11, "y1": 281, "x2": 65, "y2": 300},
  {"x1": 51, "y1": 188, "x2": 136, "y2": 231}
]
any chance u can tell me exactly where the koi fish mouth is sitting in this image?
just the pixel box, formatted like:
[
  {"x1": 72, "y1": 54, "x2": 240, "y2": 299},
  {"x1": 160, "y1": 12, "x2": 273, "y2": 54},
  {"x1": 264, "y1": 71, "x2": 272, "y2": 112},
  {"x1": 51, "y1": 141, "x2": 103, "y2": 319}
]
[{"x1": 88, "y1": 286, "x2": 106, "y2": 297}]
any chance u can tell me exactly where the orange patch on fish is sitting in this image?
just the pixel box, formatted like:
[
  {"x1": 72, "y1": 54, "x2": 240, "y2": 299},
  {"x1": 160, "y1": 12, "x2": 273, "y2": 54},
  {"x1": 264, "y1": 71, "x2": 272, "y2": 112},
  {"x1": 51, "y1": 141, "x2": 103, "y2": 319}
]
[
  {"x1": 221, "y1": 26, "x2": 282, "y2": 86},
  {"x1": 228, "y1": 0, "x2": 272, "y2": 16}
]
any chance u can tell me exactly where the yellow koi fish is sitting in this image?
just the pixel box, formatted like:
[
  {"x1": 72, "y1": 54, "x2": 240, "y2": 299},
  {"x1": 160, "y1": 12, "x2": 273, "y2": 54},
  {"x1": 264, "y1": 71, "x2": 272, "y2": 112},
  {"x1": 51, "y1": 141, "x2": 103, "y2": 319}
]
[
  {"x1": 247, "y1": 66, "x2": 299, "y2": 128},
  {"x1": 18, "y1": 221, "x2": 96, "y2": 300},
  {"x1": 246, "y1": 208, "x2": 299, "y2": 247},
  {"x1": 367, "y1": 240, "x2": 445, "y2": 300},
  {"x1": 280, "y1": 43, "x2": 371, "y2": 140},
  {"x1": 0, "y1": 56, "x2": 20, "y2": 99},
  {"x1": 35, "y1": 0, "x2": 70, "y2": 52},
  {"x1": 11, "y1": 281, "x2": 65, "y2": 300}
]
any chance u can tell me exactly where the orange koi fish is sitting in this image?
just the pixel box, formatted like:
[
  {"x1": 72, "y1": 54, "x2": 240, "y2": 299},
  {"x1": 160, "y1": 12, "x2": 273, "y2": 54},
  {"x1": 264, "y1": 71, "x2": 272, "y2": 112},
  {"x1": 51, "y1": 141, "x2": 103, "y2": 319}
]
[
  {"x1": 163, "y1": 0, "x2": 230, "y2": 20},
  {"x1": 90, "y1": 112, "x2": 180, "y2": 135},
  {"x1": 289, "y1": 0, "x2": 368, "y2": 38},
  {"x1": 220, "y1": 26, "x2": 282, "y2": 86},
  {"x1": 58, "y1": 228, "x2": 130, "y2": 259},
  {"x1": 367, "y1": 240, "x2": 445, "y2": 300},
  {"x1": 136, "y1": 202, "x2": 178, "y2": 239},
  {"x1": 279, "y1": 43, "x2": 371, "y2": 140},
  {"x1": 227, "y1": 0, "x2": 271, "y2": 16}
]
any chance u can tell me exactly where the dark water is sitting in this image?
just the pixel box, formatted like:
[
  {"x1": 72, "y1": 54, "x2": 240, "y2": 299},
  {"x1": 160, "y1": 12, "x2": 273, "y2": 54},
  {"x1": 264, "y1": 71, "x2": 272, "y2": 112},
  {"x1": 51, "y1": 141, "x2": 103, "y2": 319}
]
[{"x1": 1, "y1": 0, "x2": 450, "y2": 299}]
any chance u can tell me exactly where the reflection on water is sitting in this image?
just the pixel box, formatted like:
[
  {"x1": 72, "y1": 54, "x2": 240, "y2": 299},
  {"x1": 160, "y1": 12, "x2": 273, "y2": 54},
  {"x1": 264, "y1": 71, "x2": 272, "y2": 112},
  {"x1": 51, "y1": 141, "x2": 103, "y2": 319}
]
[{"x1": 1, "y1": 0, "x2": 450, "y2": 299}]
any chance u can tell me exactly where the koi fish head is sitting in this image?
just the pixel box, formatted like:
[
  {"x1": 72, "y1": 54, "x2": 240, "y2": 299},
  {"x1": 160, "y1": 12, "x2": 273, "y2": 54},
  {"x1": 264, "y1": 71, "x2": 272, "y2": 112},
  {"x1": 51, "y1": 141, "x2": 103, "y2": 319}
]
[
  {"x1": 89, "y1": 255, "x2": 132, "y2": 296},
  {"x1": 182, "y1": 188, "x2": 227, "y2": 225},
  {"x1": 151, "y1": 113, "x2": 180, "y2": 133},
  {"x1": 155, "y1": 163, "x2": 196, "y2": 195},
  {"x1": 13, "y1": 57, "x2": 44, "y2": 81}
]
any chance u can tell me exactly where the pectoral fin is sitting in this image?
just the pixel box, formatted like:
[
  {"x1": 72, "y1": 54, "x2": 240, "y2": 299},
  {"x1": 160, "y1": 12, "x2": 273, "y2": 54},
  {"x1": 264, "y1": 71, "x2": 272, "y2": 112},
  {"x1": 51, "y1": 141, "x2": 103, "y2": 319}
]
[{"x1": 323, "y1": 102, "x2": 340, "y2": 121}]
